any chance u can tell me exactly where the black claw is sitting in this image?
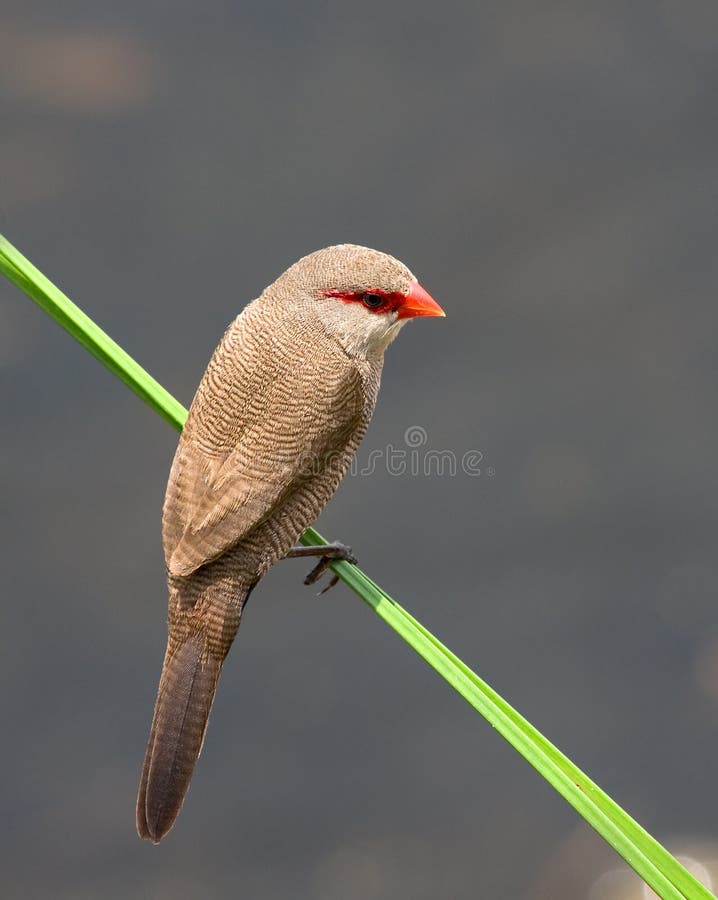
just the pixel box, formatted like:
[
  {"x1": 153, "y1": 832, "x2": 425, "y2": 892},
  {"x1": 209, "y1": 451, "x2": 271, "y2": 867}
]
[
  {"x1": 303, "y1": 558, "x2": 327, "y2": 586},
  {"x1": 292, "y1": 541, "x2": 357, "y2": 593},
  {"x1": 318, "y1": 574, "x2": 340, "y2": 595}
]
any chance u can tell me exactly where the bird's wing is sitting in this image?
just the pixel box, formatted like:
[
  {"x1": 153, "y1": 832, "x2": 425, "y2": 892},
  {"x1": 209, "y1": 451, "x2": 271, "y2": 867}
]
[{"x1": 163, "y1": 348, "x2": 364, "y2": 578}]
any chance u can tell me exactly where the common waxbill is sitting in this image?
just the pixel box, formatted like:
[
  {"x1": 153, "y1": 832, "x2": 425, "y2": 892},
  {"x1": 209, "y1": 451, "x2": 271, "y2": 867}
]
[{"x1": 137, "y1": 244, "x2": 445, "y2": 842}]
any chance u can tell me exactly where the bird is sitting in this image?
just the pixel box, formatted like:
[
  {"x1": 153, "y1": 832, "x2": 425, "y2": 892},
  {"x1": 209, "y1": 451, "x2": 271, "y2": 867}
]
[{"x1": 136, "y1": 243, "x2": 445, "y2": 842}]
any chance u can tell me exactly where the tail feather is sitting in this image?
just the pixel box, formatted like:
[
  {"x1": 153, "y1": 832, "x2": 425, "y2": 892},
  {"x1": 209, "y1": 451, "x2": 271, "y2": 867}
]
[{"x1": 137, "y1": 635, "x2": 221, "y2": 843}]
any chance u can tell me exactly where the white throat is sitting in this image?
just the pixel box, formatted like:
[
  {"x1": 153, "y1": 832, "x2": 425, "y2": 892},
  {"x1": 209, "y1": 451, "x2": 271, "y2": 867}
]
[{"x1": 319, "y1": 302, "x2": 408, "y2": 358}]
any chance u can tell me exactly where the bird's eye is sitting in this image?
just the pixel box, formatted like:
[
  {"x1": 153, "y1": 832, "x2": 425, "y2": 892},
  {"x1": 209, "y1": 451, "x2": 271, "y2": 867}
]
[{"x1": 362, "y1": 293, "x2": 386, "y2": 310}]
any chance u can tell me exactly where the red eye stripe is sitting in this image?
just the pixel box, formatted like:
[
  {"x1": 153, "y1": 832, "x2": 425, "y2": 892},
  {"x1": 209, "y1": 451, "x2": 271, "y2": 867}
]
[{"x1": 320, "y1": 288, "x2": 405, "y2": 313}]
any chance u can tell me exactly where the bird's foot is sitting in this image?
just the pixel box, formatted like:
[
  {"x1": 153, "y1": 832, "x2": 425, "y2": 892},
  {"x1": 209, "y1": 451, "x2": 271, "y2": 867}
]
[{"x1": 285, "y1": 541, "x2": 357, "y2": 594}]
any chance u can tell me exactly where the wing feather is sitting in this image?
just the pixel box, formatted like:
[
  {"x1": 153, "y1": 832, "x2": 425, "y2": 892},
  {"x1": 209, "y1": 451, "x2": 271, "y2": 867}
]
[{"x1": 163, "y1": 317, "x2": 364, "y2": 577}]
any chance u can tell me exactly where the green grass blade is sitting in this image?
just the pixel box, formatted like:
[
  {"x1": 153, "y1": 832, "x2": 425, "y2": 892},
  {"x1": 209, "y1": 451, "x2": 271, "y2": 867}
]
[
  {"x1": 0, "y1": 236, "x2": 186, "y2": 431},
  {"x1": 1, "y1": 233, "x2": 712, "y2": 900},
  {"x1": 299, "y1": 531, "x2": 712, "y2": 900},
  {"x1": 389, "y1": 601, "x2": 705, "y2": 899}
]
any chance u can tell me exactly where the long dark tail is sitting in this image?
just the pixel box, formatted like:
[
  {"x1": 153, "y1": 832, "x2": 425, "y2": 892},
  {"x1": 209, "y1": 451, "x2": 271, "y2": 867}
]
[{"x1": 136, "y1": 634, "x2": 222, "y2": 843}]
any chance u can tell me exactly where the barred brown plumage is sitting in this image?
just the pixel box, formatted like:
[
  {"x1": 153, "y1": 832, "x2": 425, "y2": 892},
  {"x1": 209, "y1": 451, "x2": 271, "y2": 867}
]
[{"x1": 136, "y1": 244, "x2": 444, "y2": 842}]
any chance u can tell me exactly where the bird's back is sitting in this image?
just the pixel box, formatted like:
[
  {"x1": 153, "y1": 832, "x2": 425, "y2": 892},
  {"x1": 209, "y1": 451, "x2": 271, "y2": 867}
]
[{"x1": 163, "y1": 298, "x2": 383, "y2": 580}]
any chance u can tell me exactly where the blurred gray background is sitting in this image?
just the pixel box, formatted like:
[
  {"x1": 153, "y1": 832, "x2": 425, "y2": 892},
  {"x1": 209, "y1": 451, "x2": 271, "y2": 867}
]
[{"x1": 2, "y1": 2, "x2": 718, "y2": 898}]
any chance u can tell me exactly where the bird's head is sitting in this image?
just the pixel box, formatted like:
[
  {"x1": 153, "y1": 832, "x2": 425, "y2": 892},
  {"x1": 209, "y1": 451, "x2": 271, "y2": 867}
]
[{"x1": 266, "y1": 244, "x2": 445, "y2": 358}]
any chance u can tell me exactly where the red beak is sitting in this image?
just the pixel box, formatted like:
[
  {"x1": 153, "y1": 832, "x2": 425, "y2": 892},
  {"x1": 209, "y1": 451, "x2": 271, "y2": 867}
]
[{"x1": 398, "y1": 279, "x2": 446, "y2": 319}]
